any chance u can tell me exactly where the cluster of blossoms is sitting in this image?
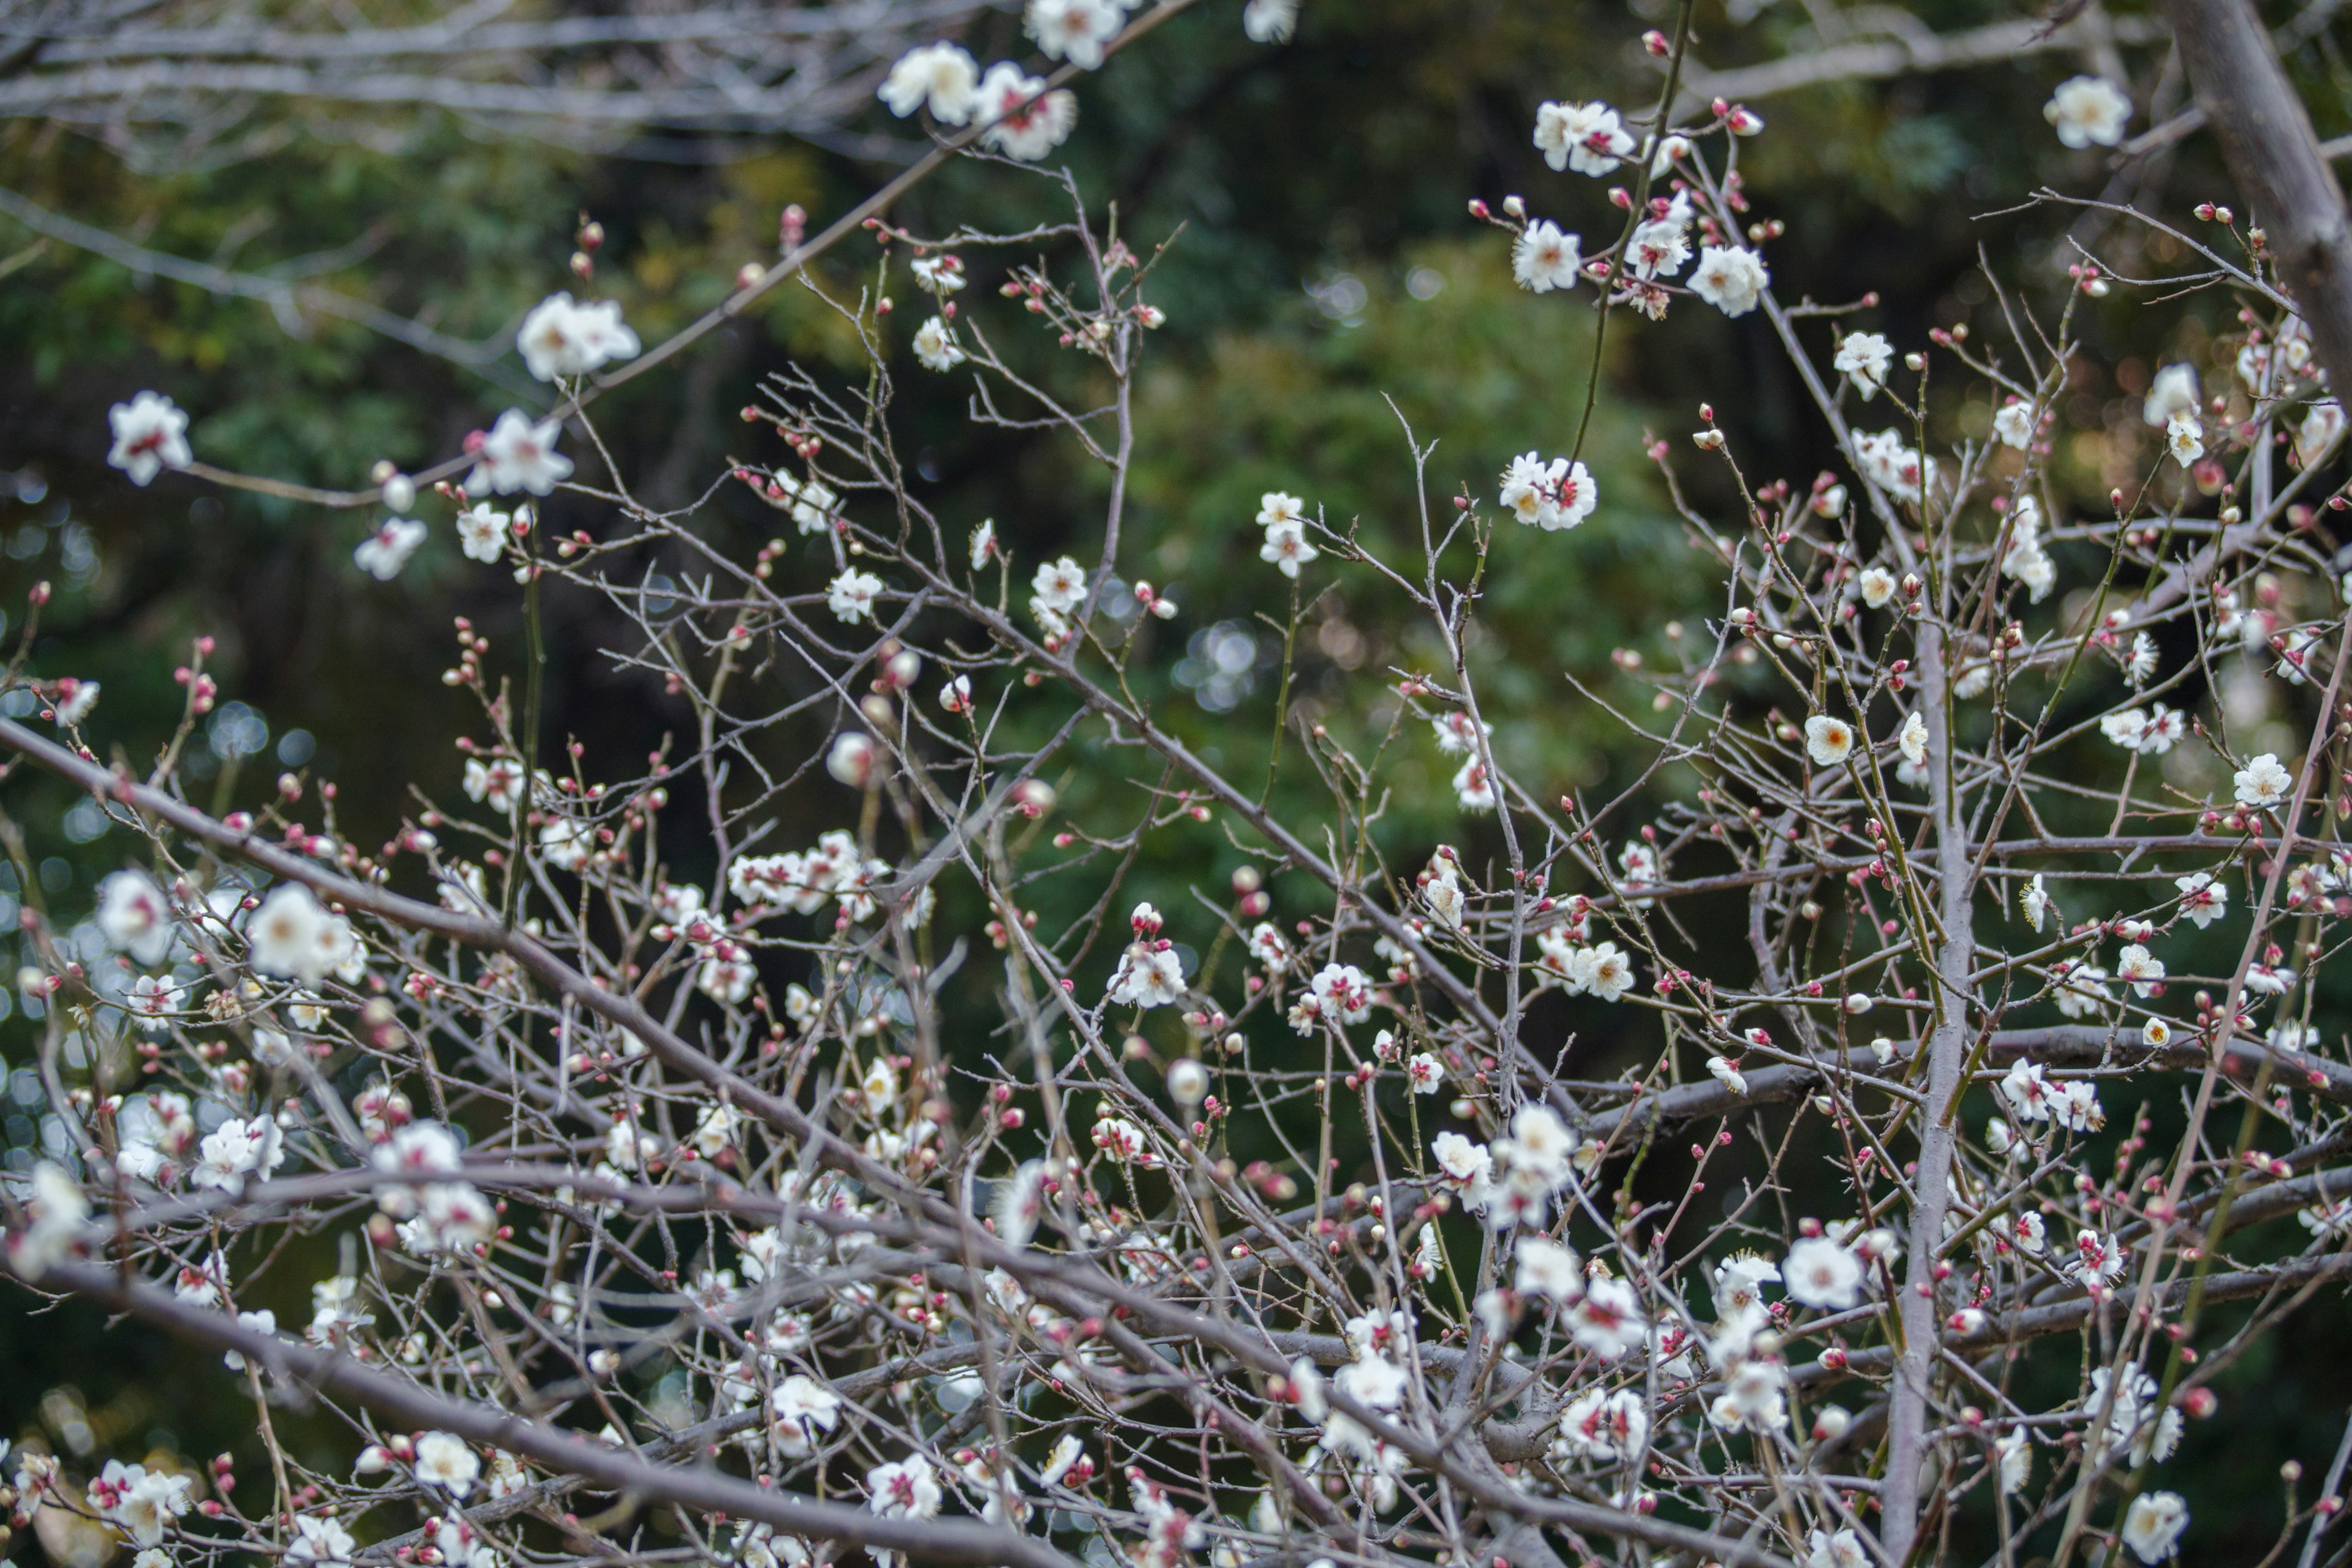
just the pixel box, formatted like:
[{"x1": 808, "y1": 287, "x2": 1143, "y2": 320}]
[{"x1": 28, "y1": 16, "x2": 2352, "y2": 1568}]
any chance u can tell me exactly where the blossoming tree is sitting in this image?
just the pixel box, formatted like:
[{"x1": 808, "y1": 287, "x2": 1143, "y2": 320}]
[{"x1": 8, "y1": 2, "x2": 2352, "y2": 1568}]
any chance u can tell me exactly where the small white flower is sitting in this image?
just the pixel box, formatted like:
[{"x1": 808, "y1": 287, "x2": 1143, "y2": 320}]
[
  {"x1": 826, "y1": 567, "x2": 883, "y2": 624},
  {"x1": 1242, "y1": 0, "x2": 1299, "y2": 41},
  {"x1": 2019, "y1": 873, "x2": 2050, "y2": 933},
  {"x1": 249, "y1": 883, "x2": 331, "y2": 982},
  {"x1": 353, "y1": 518, "x2": 428, "y2": 581},
  {"x1": 974, "y1": 62, "x2": 1078, "y2": 161},
  {"x1": 2235, "y1": 752, "x2": 2294, "y2": 809},
  {"x1": 1533, "y1": 101, "x2": 1634, "y2": 176},
  {"x1": 1261, "y1": 521, "x2": 1320, "y2": 577},
  {"x1": 2144, "y1": 364, "x2": 2199, "y2": 428},
  {"x1": 2299, "y1": 399, "x2": 2345, "y2": 465},
  {"x1": 1689, "y1": 244, "x2": 1768, "y2": 317},
  {"x1": 866, "y1": 1455, "x2": 944, "y2": 1520},
  {"x1": 1834, "y1": 333, "x2": 1894, "y2": 399},
  {"x1": 880, "y1": 42, "x2": 979, "y2": 122},
  {"x1": 1782, "y1": 1235, "x2": 1863, "y2": 1310},
  {"x1": 2045, "y1": 75, "x2": 2132, "y2": 149},
  {"x1": 1025, "y1": 0, "x2": 1123, "y2": 70},
  {"x1": 466, "y1": 409, "x2": 573, "y2": 497},
  {"x1": 456, "y1": 503, "x2": 510, "y2": 564},
  {"x1": 1513, "y1": 1236, "x2": 1584, "y2": 1302},
  {"x1": 107, "y1": 391, "x2": 194, "y2": 485},
  {"x1": 913, "y1": 316, "x2": 966, "y2": 371},
  {"x1": 1898, "y1": 710, "x2": 1928, "y2": 766},
  {"x1": 413, "y1": 1432, "x2": 481, "y2": 1496},
  {"x1": 1512, "y1": 220, "x2": 1582, "y2": 293},
  {"x1": 97, "y1": 870, "x2": 175, "y2": 967},
  {"x1": 1626, "y1": 215, "x2": 1691, "y2": 281},
  {"x1": 518, "y1": 292, "x2": 640, "y2": 382},
  {"x1": 1406, "y1": 1052, "x2": 1445, "y2": 1095},
  {"x1": 2122, "y1": 1491, "x2": 2188, "y2": 1562},
  {"x1": 2176, "y1": 872, "x2": 2228, "y2": 929},
  {"x1": 2165, "y1": 412, "x2": 2204, "y2": 467},
  {"x1": 1992, "y1": 401, "x2": 2037, "y2": 449},
  {"x1": 1566, "y1": 1276, "x2": 1646, "y2": 1358},
  {"x1": 2116, "y1": 942, "x2": 2166, "y2": 997},
  {"x1": 1857, "y1": 565, "x2": 1898, "y2": 608},
  {"x1": 1804, "y1": 714, "x2": 1855, "y2": 767}
]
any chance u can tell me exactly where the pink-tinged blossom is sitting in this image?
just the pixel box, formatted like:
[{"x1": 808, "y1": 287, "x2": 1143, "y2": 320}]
[
  {"x1": 1533, "y1": 100, "x2": 1634, "y2": 175},
  {"x1": 467, "y1": 410, "x2": 574, "y2": 497},
  {"x1": 107, "y1": 391, "x2": 193, "y2": 485},
  {"x1": 974, "y1": 63, "x2": 1077, "y2": 160}
]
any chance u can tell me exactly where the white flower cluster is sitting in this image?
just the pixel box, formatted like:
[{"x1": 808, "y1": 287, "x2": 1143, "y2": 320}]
[{"x1": 878, "y1": 34, "x2": 1079, "y2": 161}]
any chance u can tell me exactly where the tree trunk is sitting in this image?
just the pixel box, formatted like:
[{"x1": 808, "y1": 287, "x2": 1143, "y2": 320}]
[{"x1": 2163, "y1": 0, "x2": 2352, "y2": 393}]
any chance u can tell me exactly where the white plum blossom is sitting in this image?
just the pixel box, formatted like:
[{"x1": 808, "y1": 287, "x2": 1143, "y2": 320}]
[
  {"x1": 10, "y1": 1161, "x2": 93, "y2": 1277},
  {"x1": 974, "y1": 63, "x2": 1077, "y2": 160},
  {"x1": 1496, "y1": 451, "x2": 1596, "y2": 530},
  {"x1": 913, "y1": 316, "x2": 966, "y2": 371},
  {"x1": 1242, "y1": 0, "x2": 1298, "y2": 42},
  {"x1": 1782, "y1": 1235, "x2": 1863, "y2": 1310},
  {"x1": 249, "y1": 883, "x2": 333, "y2": 982},
  {"x1": 467, "y1": 409, "x2": 573, "y2": 496},
  {"x1": 2143, "y1": 363, "x2": 2199, "y2": 428},
  {"x1": 2116, "y1": 942, "x2": 2165, "y2": 997},
  {"x1": 771, "y1": 1374, "x2": 844, "y2": 1456},
  {"x1": 1805, "y1": 1529, "x2": 1869, "y2": 1568},
  {"x1": 1556, "y1": 1389, "x2": 1647, "y2": 1461},
  {"x1": 456, "y1": 503, "x2": 509, "y2": 564},
  {"x1": 2123, "y1": 1492, "x2": 2189, "y2": 1562},
  {"x1": 2045, "y1": 75, "x2": 2132, "y2": 148},
  {"x1": 415, "y1": 1432, "x2": 481, "y2": 1495},
  {"x1": 1261, "y1": 515, "x2": 1320, "y2": 576},
  {"x1": 353, "y1": 517, "x2": 428, "y2": 581},
  {"x1": 1533, "y1": 100, "x2": 1634, "y2": 175},
  {"x1": 1446, "y1": 755, "x2": 1494, "y2": 810},
  {"x1": 2019, "y1": 873, "x2": 2051, "y2": 932},
  {"x1": 1514, "y1": 1236, "x2": 1583, "y2": 1301},
  {"x1": 2177, "y1": 872, "x2": 2228, "y2": 928},
  {"x1": 1804, "y1": 714, "x2": 1855, "y2": 766},
  {"x1": 1898, "y1": 710, "x2": 1929, "y2": 766},
  {"x1": 1109, "y1": 941, "x2": 1186, "y2": 1009},
  {"x1": 518, "y1": 292, "x2": 641, "y2": 380},
  {"x1": 1833, "y1": 332, "x2": 1893, "y2": 399},
  {"x1": 287, "y1": 1515, "x2": 358, "y2": 1567},
  {"x1": 1566, "y1": 1276, "x2": 1646, "y2": 1358},
  {"x1": 2237, "y1": 752, "x2": 2293, "y2": 809},
  {"x1": 2299, "y1": 399, "x2": 2345, "y2": 464},
  {"x1": 1512, "y1": 220, "x2": 1582, "y2": 293},
  {"x1": 1626, "y1": 213, "x2": 1691, "y2": 281},
  {"x1": 107, "y1": 391, "x2": 194, "y2": 484},
  {"x1": 1993, "y1": 399, "x2": 2038, "y2": 448},
  {"x1": 1689, "y1": 245, "x2": 1768, "y2": 316},
  {"x1": 1025, "y1": 0, "x2": 1123, "y2": 69},
  {"x1": 827, "y1": 567, "x2": 883, "y2": 624},
  {"x1": 866, "y1": 1455, "x2": 943, "y2": 1520},
  {"x1": 2165, "y1": 411, "x2": 2204, "y2": 467},
  {"x1": 98, "y1": 869, "x2": 175, "y2": 966},
  {"x1": 880, "y1": 42, "x2": 979, "y2": 121}
]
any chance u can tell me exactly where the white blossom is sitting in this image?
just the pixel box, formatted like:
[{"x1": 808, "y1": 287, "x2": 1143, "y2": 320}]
[
  {"x1": 2045, "y1": 75, "x2": 2132, "y2": 148},
  {"x1": 880, "y1": 43, "x2": 979, "y2": 122},
  {"x1": 107, "y1": 391, "x2": 194, "y2": 485},
  {"x1": 1511, "y1": 220, "x2": 1582, "y2": 293}
]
